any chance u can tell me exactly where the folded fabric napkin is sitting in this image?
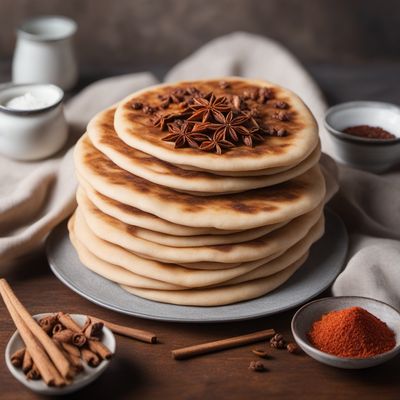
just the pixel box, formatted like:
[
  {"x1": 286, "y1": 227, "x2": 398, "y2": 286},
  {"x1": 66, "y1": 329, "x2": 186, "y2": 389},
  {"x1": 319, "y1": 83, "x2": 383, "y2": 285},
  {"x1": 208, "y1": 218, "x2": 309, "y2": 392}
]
[{"x1": 1, "y1": 32, "x2": 398, "y2": 310}]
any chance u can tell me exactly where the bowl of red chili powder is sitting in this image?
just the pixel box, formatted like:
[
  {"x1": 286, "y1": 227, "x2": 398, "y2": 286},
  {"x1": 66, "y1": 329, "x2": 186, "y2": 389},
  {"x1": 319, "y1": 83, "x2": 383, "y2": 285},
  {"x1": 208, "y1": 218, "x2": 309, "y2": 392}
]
[
  {"x1": 291, "y1": 296, "x2": 400, "y2": 369},
  {"x1": 324, "y1": 101, "x2": 400, "y2": 173}
]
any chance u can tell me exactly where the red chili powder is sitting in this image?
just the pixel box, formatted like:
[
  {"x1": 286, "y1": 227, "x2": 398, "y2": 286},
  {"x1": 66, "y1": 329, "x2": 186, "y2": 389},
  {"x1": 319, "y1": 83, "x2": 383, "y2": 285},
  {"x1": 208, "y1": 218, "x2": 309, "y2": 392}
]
[{"x1": 307, "y1": 306, "x2": 396, "y2": 358}]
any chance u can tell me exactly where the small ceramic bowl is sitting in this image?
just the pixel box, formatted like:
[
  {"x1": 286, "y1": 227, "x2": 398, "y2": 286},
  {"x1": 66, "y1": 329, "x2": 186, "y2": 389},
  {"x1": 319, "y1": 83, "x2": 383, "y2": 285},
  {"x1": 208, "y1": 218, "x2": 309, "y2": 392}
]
[
  {"x1": 291, "y1": 297, "x2": 400, "y2": 369},
  {"x1": 5, "y1": 313, "x2": 116, "y2": 395},
  {"x1": 0, "y1": 83, "x2": 68, "y2": 160},
  {"x1": 324, "y1": 101, "x2": 400, "y2": 173}
]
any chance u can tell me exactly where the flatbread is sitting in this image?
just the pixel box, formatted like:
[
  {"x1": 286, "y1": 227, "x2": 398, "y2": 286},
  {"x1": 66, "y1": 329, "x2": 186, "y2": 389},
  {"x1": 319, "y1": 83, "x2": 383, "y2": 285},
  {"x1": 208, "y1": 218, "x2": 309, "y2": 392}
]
[
  {"x1": 76, "y1": 188, "x2": 290, "y2": 247},
  {"x1": 121, "y1": 255, "x2": 307, "y2": 306},
  {"x1": 69, "y1": 223, "x2": 185, "y2": 291},
  {"x1": 114, "y1": 78, "x2": 319, "y2": 173},
  {"x1": 74, "y1": 135, "x2": 326, "y2": 230},
  {"x1": 69, "y1": 211, "x2": 323, "y2": 288},
  {"x1": 88, "y1": 107, "x2": 321, "y2": 194},
  {"x1": 78, "y1": 177, "x2": 239, "y2": 236},
  {"x1": 75, "y1": 197, "x2": 323, "y2": 263},
  {"x1": 71, "y1": 219, "x2": 309, "y2": 293}
]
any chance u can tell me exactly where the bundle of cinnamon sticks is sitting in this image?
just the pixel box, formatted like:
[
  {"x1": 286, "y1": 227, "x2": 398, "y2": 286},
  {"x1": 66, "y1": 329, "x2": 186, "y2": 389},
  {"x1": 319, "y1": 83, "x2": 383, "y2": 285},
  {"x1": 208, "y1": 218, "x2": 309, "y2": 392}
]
[{"x1": 0, "y1": 278, "x2": 157, "y2": 387}]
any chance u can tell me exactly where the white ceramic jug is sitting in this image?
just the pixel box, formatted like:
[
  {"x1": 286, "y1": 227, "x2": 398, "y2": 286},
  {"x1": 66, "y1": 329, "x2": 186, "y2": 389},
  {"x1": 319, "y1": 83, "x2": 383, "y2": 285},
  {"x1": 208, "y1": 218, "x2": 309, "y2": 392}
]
[{"x1": 12, "y1": 16, "x2": 78, "y2": 91}]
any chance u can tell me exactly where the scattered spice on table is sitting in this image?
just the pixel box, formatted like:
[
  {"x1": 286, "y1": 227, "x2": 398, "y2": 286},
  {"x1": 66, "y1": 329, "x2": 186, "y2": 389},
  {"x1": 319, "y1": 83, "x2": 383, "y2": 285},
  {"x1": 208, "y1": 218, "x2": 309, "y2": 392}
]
[
  {"x1": 270, "y1": 333, "x2": 286, "y2": 349},
  {"x1": 252, "y1": 349, "x2": 269, "y2": 358},
  {"x1": 248, "y1": 360, "x2": 266, "y2": 372},
  {"x1": 343, "y1": 125, "x2": 396, "y2": 140},
  {"x1": 286, "y1": 342, "x2": 300, "y2": 354},
  {"x1": 307, "y1": 306, "x2": 396, "y2": 358}
]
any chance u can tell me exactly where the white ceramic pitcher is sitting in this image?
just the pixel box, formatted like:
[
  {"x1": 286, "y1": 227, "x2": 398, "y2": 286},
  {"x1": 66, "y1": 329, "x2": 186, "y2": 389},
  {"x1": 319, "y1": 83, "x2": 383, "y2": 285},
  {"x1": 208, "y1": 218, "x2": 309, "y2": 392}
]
[{"x1": 12, "y1": 16, "x2": 78, "y2": 91}]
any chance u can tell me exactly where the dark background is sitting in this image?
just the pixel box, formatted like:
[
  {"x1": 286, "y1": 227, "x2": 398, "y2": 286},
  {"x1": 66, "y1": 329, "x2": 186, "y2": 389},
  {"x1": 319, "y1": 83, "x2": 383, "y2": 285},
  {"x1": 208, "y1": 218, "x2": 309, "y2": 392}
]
[{"x1": 0, "y1": 0, "x2": 399, "y2": 103}]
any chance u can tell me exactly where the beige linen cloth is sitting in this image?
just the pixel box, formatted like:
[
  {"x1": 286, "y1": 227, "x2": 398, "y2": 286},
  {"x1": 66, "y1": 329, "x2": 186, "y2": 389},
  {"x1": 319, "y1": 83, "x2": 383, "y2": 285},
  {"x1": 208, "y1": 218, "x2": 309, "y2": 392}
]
[{"x1": 2, "y1": 32, "x2": 398, "y2": 310}]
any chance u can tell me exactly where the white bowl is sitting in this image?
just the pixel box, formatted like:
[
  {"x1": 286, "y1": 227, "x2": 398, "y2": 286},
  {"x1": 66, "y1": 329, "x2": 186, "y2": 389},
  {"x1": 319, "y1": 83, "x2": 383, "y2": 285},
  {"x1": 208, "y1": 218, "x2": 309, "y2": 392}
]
[
  {"x1": 5, "y1": 313, "x2": 116, "y2": 395},
  {"x1": 291, "y1": 297, "x2": 400, "y2": 369},
  {"x1": 324, "y1": 101, "x2": 400, "y2": 173},
  {"x1": 0, "y1": 83, "x2": 68, "y2": 160}
]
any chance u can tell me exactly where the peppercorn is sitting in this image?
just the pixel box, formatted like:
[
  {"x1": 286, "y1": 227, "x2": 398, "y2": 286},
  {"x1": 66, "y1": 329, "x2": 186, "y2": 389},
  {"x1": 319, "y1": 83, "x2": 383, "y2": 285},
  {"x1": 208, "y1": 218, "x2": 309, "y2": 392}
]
[
  {"x1": 248, "y1": 360, "x2": 266, "y2": 372},
  {"x1": 270, "y1": 333, "x2": 286, "y2": 349},
  {"x1": 286, "y1": 342, "x2": 300, "y2": 354}
]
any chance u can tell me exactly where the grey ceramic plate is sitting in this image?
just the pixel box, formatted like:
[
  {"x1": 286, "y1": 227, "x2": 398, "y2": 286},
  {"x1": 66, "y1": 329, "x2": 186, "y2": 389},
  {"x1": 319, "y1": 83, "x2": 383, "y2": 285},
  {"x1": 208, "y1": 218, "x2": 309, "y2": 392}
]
[{"x1": 46, "y1": 209, "x2": 348, "y2": 323}]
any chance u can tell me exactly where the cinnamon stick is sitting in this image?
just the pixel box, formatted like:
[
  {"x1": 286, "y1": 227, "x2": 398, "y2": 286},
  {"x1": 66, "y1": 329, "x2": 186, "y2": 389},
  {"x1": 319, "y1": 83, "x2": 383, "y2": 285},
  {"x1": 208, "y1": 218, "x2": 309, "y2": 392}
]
[
  {"x1": 26, "y1": 364, "x2": 41, "y2": 380},
  {"x1": 89, "y1": 315, "x2": 157, "y2": 344},
  {"x1": 53, "y1": 329, "x2": 86, "y2": 347},
  {"x1": 0, "y1": 279, "x2": 72, "y2": 379},
  {"x1": 54, "y1": 340, "x2": 83, "y2": 373},
  {"x1": 61, "y1": 342, "x2": 80, "y2": 358},
  {"x1": 58, "y1": 312, "x2": 112, "y2": 360},
  {"x1": 11, "y1": 348, "x2": 25, "y2": 368},
  {"x1": 22, "y1": 349, "x2": 33, "y2": 373},
  {"x1": 80, "y1": 348, "x2": 101, "y2": 367},
  {"x1": 67, "y1": 353, "x2": 83, "y2": 373},
  {"x1": 0, "y1": 283, "x2": 65, "y2": 386},
  {"x1": 83, "y1": 319, "x2": 103, "y2": 341},
  {"x1": 38, "y1": 315, "x2": 58, "y2": 335},
  {"x1": 52, "y1": 323, "x2": 64, "y2": 335},
  {"x1": 172, "y1": 329, "x2": 276, "y2": 360}
]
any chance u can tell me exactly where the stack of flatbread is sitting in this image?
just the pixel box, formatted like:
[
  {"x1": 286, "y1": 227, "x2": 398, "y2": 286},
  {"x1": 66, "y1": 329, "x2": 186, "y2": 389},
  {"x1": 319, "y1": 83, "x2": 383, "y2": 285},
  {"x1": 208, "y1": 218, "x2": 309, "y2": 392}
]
[{"x1": 69, "y1": 78, "x2": 326, "y2": 306}]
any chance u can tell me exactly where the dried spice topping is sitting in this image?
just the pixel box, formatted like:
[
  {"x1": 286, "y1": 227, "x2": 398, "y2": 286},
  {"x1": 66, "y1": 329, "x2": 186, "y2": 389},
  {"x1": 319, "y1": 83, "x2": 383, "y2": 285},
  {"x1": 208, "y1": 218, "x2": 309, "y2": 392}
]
[
  {"x1": 131, "y1": 81, "x2": 292, "y2": 154},
  {"x1": 343, "y1": 125, "x2": 396, "y2": 140}
]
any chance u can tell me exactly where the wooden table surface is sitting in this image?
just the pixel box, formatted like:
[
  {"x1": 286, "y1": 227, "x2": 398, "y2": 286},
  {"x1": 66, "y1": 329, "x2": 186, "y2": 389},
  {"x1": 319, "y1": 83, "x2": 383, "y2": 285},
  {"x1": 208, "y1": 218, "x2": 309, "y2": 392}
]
[{"x1": 1, "y1": 252, "x2": 400, "y2": 400}]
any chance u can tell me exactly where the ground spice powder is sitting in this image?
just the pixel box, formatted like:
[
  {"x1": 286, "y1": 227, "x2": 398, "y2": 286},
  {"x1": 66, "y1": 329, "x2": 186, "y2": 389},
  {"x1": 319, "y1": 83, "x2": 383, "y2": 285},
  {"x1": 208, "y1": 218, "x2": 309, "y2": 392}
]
[{"x1": 307, "y1": 306, "x2": 396, "y2": 358}]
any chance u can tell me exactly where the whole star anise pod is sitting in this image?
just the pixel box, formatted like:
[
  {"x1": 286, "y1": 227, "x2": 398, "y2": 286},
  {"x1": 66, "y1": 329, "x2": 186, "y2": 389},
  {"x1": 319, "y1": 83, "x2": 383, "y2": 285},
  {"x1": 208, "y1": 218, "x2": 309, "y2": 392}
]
[
  {"x1": 241, "y1": 126, "x2": 265, "y2": 147},
  {"x1": 152, "y1": 113, "x2": 173, "y2": 130},
  {"x1": 199, "y1": 130, "x2": 234, "y2": 155},
  {"x1": 209, "y1": 111, "x2": 250, "y2": 142},
  {"x1": 188, "y1": 93, "x2": 231, "y2": 122},
  {"x1": 162, "y1": 121, "x2": 208, "y2": 148}
]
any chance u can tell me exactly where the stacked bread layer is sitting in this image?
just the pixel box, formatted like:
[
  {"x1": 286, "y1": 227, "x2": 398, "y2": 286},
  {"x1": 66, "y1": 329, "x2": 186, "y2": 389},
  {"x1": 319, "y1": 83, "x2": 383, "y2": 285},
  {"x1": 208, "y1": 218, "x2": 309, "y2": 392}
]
[{"x1": 69, "y1": 78, "x2": 325, "y2": 306}]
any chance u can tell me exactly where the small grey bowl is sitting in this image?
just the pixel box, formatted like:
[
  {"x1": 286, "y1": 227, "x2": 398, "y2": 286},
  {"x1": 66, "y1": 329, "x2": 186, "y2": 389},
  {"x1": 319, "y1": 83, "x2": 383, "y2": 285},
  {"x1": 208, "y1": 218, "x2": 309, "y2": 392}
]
[
  {"x1": 324, "y1": 101, "x2": 400, "y2": 173},
  {"x1": 291, "y1": 297, "x2": 400, "y2": 369}
]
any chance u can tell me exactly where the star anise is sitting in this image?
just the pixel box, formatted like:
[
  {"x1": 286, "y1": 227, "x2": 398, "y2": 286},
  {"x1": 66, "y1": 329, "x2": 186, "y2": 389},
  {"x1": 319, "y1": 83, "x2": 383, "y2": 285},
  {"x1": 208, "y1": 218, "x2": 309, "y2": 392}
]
[
  {"x1": 199, "y1": 131, "x2": 234, "y2": 155},
  {"x1": 152, "y1": 113, "x2": 172, "y2": 130},
  {"x1": 188, "y1": 93, "x2": 231, "y2": 122},
  {"x1": 241, "y1": 127, "x2": 265, "y2": 147},
  {"x1": 210, "y1": 111, "x2": 250, "y2": 142},
  {"x1": 162, "y1": 121, "x2": 208, "y2": 148}
]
